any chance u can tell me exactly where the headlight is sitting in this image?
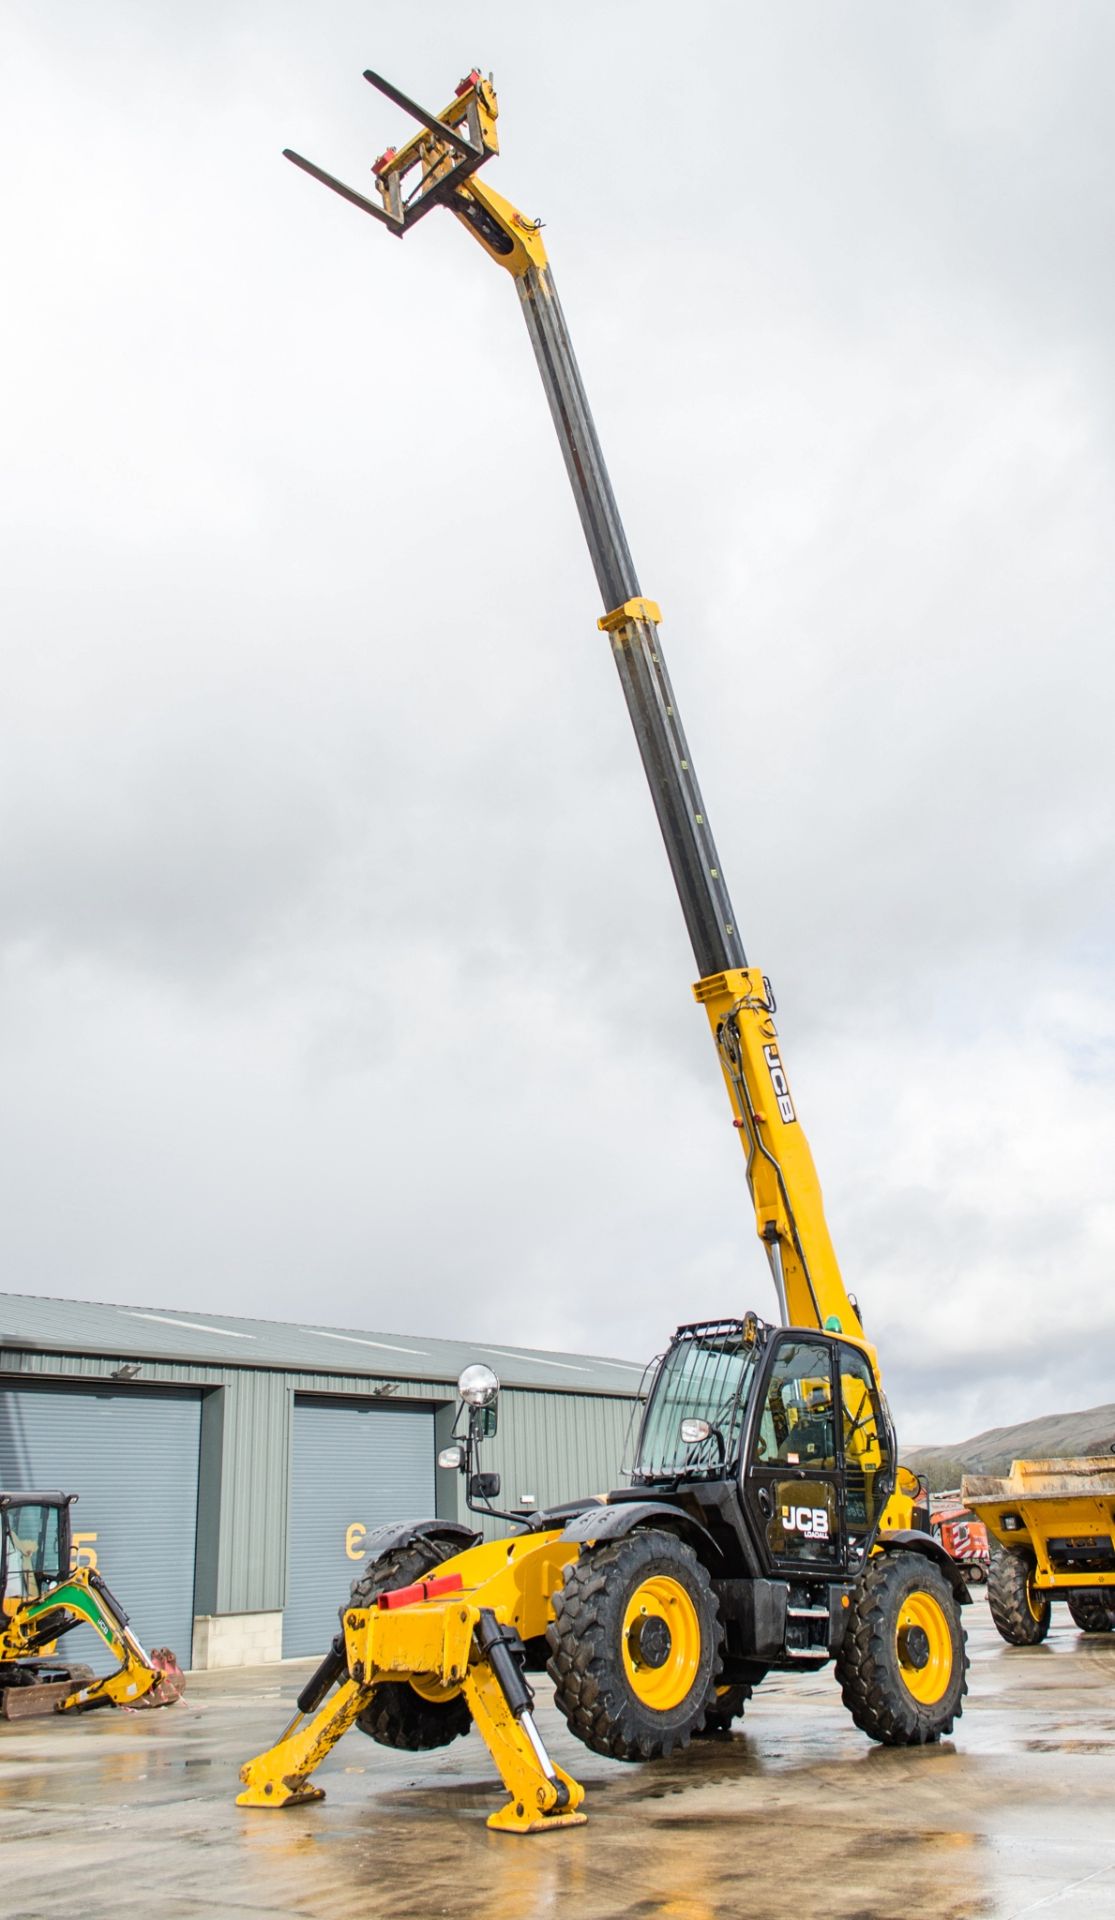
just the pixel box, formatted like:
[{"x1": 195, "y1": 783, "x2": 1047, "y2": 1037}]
[
  {"x1": 458, "y1": 1363, "x2": 500, "y2": 1407},
  {"x1": 437, "y1": 1445, "x2": 463, "y2": 1470},
  {"x1": 680, "y1": 1417, "x2": 711, "y2": 1444}
]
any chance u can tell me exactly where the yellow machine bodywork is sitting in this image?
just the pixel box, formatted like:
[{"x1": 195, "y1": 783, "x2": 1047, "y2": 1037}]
[
  {"x1": 962, "y1": 1458, "x2": 1115, "y2": 1592},
  {"x1": 239, "y1": 1534, "x2": 587, "y2": 1833},
  {"x1": 694, "y1": 963, "x2": 924, "y2": 1536},
  {"x1": 694, "y1": 965, "x2": 865, "y2": 1340}
]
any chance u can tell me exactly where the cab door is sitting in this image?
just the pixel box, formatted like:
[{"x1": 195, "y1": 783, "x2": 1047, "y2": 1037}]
[
  {"x1": 836, "y1": 1341, "x2": 893, "y2": 1554},
  {"x1": 742, "y1": 1335, "x2": 845, "y2": 1573}
]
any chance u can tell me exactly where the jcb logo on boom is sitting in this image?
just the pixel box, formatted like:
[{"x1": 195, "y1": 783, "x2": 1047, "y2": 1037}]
[
  {"x1": 762, "y1": 1044, "x2": 796, "y2": 1124},
  {"x1": 781, "y1": 1505, "x2": 829, "y2": 1540}
]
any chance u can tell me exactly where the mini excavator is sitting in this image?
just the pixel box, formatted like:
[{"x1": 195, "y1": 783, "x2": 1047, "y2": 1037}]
[
  {"x1": 239, "y1": 68, "x2": 969, "y2": 1833},
  {"x1": 1, "y1": 1491, "x2": 183, "y2": 1718}
]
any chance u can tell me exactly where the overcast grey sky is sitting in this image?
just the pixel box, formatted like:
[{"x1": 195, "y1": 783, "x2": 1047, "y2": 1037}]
[{"x1": 2, "y1": 1, "x2": 1111, "y2": 1443}]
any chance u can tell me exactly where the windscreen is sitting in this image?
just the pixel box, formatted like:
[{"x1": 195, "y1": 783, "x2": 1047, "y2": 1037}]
[
  {"x1": 634, "y1": 1324, "x2": 759, "y2": 1481},
  {"x1": 3, "y1": 1502, "x2": 65, "y2": 1602}
]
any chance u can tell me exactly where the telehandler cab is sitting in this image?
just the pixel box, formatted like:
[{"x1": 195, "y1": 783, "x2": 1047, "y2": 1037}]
[
  {"x1": 239, "y1": 66, "x2": 969, "y2": 1834},
  {"x1": 0, "y1": 1491, "x2": 184, "y2": 1717}
]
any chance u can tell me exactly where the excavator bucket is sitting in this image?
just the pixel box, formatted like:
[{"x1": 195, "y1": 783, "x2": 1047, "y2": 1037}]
[{"x1": 131, "y1": 1647, "x2": 186, "y2": 1708}]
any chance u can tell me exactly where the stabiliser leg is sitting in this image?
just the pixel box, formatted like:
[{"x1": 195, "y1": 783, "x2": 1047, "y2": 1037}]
[
  {"x1": 467, "y1": 1610, "x2": 586, "y2": 1833},
  {"x1": 237, "y1": 1674, "x2": 367, "y2": 1808}
]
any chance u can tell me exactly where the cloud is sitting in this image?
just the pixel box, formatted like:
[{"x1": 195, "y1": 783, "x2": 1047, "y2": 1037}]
[{"x1": 0, "y1": 2, "x2": 1111, "y2": 1448}]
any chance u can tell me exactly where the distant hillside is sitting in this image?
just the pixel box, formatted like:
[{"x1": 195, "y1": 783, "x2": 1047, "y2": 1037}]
[{"x1": 901, "y1": 1403, "x2": 1115, "y2": 1493}]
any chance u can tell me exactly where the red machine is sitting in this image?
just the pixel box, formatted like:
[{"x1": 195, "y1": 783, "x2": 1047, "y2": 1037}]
[{"x1": 931, "y1": 1498, "x2": 990, "y2": 1584}]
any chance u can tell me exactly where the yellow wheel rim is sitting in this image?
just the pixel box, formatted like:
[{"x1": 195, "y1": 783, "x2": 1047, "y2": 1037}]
[
  {"x1": 895, "y1": 1590, "x2": 953, "y2": 1705},
  {"x1": 408, "y1": 1673, "x2": 460, "y2": 1704},
  {"x1": 622, "y1": 1575, "x2": 702, "y2": 1711},
  {"x1": 1025, "y1": 1574, "x2": 1045, "y2": 1622}
]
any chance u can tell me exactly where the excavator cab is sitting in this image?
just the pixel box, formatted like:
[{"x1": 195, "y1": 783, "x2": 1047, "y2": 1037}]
[{"x1": 1, "y1": 1493, "x2": 74, "y2": 1613}]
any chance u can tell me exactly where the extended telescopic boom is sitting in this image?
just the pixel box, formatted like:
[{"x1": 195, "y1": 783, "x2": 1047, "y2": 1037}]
[{"x1": 284, "y1": 69, "x2": 865, "y2": 1346}]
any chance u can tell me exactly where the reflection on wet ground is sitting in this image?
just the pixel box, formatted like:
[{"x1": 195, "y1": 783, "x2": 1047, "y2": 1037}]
[{"x1": 1, "y1": 1598, "x2": 1113, "y2": 1918}]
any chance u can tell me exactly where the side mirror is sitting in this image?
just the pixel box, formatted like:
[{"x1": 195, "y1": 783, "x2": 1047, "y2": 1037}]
[
  {"x1": 437, "y1": 1445, "x2": 464, "y2": 1470},
  {"x1": 468, "y1": 1402, "x2": 498, "y2": 1443},
  {"x1": 470, "y1": 1472, "x2": 501, "y2": 1501}
]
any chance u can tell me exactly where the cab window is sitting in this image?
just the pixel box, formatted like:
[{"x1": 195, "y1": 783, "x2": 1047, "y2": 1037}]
[
  {"x1": 2, "y1": 1503, "x2": 62, "y2": 1605},
  {"x1": 756, "y1": 1340, "x2": 836, "y2": 1471}
]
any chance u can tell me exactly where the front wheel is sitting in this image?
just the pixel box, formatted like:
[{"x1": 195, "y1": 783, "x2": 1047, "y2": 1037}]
[
  {"x1": 836, "y1": 1550, "x2": 968, "y2": 1745},
  {"x1": 987, "y1": 1547, "x2": 1050, "y2": 1646},
  {"x1": 1067, "y1": 1590, "x2": 1115, "y2": 1634},
  {"x1": 546, "y1": 1528, "x2": 723, "y2": 1762},
  {"x1": 350, "y1": 1537, "x2": 471, "y2": 1751},
  {"x1": 696, "y1": 1677, "x2": 756, "y2": 1736}
]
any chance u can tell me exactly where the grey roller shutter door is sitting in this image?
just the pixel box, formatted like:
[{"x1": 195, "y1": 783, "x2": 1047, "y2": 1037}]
[
  {"x1": 0, "y1": 1382, "x2": 201, "y2": 1668},
  {"x1": 284, "y1": 1397, "x2": 436, "y2": 1657}
]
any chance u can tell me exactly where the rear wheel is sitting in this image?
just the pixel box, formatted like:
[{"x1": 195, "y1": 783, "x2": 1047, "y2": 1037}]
[
  {"x1": 1067, "y1": 1590, "x2": 1115, "y2": 1634},
  {"x1": 836, "y1": 1551, "x2": 968, "y2": 1745},
  {"x1": 546, "y1": 1528, "x2": 723, "y2": 1761},
  {"x1": 350, "y1": 1537, "x2": 471, "y2": 1751},
  {"x1": 987, "y1": 1547, "x2": 1050, "y2": 1646}
]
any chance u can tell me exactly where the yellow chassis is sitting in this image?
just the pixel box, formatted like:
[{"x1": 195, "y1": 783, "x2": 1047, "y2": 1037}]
[
  {"x1": 238, "y1": 1533, "x2": 587, "y2": 1834},
  {"x1": 239, "y1": 1489, "x2": 922, "y2": 1834}
]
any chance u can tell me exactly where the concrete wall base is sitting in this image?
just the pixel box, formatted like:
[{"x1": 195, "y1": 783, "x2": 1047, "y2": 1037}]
[{"x1": 191, "y1": 1610, "x2": 284, "y2": 1670}]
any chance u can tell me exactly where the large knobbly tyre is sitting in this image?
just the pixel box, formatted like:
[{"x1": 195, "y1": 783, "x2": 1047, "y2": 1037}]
[
  {"x1": 546, "y1": 1528, "x2": 723, "y2": 1762},
  {"x1": 836, "y1": 1550, "x2": 968, "y2": 1746},
  {"x1": 1067, "y1": 1590, "x2": 1115, "y2": 1634},
  {"x1": 695, "y1": 1678, "x2": 754, "y2": 1736},
  {"x1": 350, "y1": 1538, "x2": 471, "y2": 1751},
  {"x1": 987, "y1": 1546, "x2": 1051, "y2": 1645}
]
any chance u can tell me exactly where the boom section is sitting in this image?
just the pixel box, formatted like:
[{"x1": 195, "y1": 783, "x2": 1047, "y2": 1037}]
[
  {"x1": 286, "y1": 69, "x2": 741, "y2": 982},
  {"x1": 283, "y1": 69, "x2": 864, "y2": 1344}
]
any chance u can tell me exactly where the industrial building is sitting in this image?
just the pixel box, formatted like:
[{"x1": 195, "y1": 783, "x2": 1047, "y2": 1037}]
[{"x1": 0, "y1": 1292, "x2": 643, "y2": 1669}]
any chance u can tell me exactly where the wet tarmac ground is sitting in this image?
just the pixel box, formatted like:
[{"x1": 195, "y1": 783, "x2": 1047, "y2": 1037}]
[{"x1": 2, "y1": 1595, "x2": 1113, "y2": 1920}]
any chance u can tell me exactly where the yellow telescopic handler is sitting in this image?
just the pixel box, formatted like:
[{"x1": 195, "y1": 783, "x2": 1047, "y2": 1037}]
[{"x1": 238, "y1": 67, "x2": 970, "y2": 1834}]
